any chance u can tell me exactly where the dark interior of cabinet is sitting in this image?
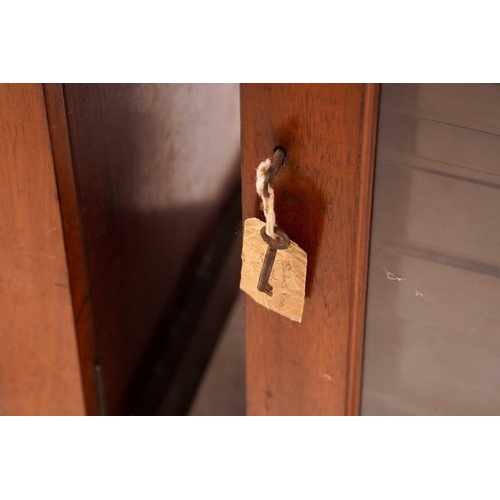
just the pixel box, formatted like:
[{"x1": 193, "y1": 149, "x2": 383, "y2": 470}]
[{"x1": 58, "y1": 84, "x2": 241, "y2": 415}]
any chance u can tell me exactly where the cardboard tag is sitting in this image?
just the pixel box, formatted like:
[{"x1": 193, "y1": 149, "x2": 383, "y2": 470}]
[{"x1": 240, "y1": 217, "x2": 307, "y2": 322}]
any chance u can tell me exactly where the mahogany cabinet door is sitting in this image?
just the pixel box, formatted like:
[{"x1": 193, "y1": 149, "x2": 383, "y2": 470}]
[
  {"x1": 241, "y1": 84, "x2": 380, "y2": 415},
  {"x1": 0, "y1": 84, "x2": 85, "y2": 415},
  {"x1": 242, "y1": 83, "x2": 500, "y2": 417},
  {"x1": 0, "y1": 83, "x2": 240, "y2": 416}
]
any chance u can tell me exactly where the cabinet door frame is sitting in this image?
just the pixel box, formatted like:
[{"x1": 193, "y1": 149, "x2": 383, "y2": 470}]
[
  {"x1": 0, "y1": 84, "x2": 87, "y2": 415},
  {"x1": 241, "y1": 83, "x2": 380, "y2": 415}
]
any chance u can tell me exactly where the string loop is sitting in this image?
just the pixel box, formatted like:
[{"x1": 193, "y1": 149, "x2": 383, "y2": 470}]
[{"x1": 255, "y1": 147, "x2": 286, "y2": 239}]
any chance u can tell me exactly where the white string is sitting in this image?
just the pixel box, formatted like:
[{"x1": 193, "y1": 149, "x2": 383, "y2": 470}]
[{"x1": 256, "y1": 158, "x2": 276, "y2": 239}]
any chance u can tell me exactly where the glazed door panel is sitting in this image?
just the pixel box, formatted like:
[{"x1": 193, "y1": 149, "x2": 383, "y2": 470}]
[{"x1": 362, "y1": 84, "x2": 500, "y2": 416}]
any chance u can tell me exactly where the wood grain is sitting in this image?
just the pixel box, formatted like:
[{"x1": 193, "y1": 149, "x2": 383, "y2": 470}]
[
  {"x1": 0, "y1": 84, "x2": 85, "y2": 415},
  {"x1": 240, "y1": 218, "x2": 307, "y2": 323},
  {"x1": 346, "y1": 83, "x2": 380, "y2": 415},
  {"x1": 241, "y1": 84, "x2": 379, "y2": 415},
  {"x1": 43, "y1": 84, "x2": 100, "y2": 415}
]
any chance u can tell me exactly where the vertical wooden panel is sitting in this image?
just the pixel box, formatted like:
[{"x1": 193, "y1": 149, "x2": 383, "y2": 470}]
[
  {"x1": 0, "y1": 84, "x2": 85, "y2": 415},
  {"x1": 241, "y1": 84, "x2": 379, "y2": 415},
  {"x1": 347, "y1": 83, "x2": 381, "y2": 415},
  {"x1": 44, "y1": 84, "x2": 99, "y2": 415}
]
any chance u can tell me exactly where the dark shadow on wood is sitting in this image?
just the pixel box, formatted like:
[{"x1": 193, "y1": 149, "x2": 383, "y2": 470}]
[
  {"x1": 126, "y1": 185, "x2": 242, "y2": 415},
  {"x1": 250, "y1": 134, "x2": 325, "y2": 298}
]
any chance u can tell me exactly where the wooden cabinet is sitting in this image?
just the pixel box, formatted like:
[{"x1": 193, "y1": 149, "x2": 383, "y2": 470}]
[
  {"x1": 242, "y1": 83, "x2": 500, "y2": 416},
  {"x1": 0, "y1": 84, "x2": 239, "y2": 415},
  {"x1": 241, "y1": 84, "x2": 379, "y2": 415},
  {"x1": 2, "y1": 83, "x2": 499, "y2": 415},
  {"x1": 0, "y1": 84, "x2": 84, "y2": 416}
]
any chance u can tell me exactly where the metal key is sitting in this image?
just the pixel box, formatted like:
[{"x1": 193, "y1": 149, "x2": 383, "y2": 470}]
[{"x1": 257, "y1": 226, "x2": 291, "y2": 296}]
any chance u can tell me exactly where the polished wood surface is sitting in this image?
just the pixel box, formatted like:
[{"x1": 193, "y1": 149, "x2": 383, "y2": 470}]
[
  {"x1": 241, "y1": 84, "x2": 379, "y2": 415},
  {"x1": 346, "y1": 83, "x2": 380, "y2": 415},
  {"x1": 0, "y1": 84, "x2": 85, "y2": 415},
  {"x1": 63, "y1": 84, "x2": 240, "y2": 414},
  {"x1": 44, "y1": 84, "x2": 99, "y2": 415}
]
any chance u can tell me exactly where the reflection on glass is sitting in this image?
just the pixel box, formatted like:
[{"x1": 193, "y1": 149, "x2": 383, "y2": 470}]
[{"x1": 361, "y1": 84, "x2": 500, "y2": 416}]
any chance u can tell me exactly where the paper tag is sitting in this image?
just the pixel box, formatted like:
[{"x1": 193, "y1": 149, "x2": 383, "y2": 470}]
[{"x1": 240, "y1": 217, "x2": 307, "y2": 322}]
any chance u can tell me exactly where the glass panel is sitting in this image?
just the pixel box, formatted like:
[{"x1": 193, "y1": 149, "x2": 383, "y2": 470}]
[{"x1": 361, "y1": 84, "x2": 500, "y2": 416}]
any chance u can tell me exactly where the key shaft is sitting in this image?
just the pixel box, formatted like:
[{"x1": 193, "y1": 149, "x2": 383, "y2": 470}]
[
  {"x1": 257, "y1": 246, "x2": 277, "y2": 295},
  {"x1": 257, "y1": 226, "x2": 291, "y2": 297}
]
